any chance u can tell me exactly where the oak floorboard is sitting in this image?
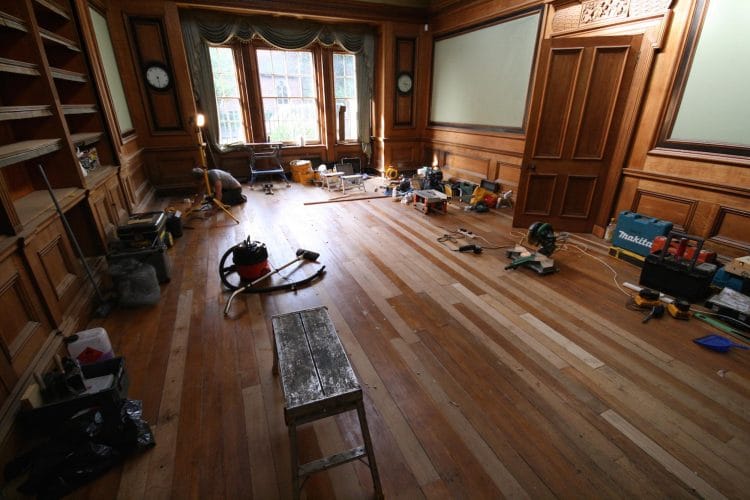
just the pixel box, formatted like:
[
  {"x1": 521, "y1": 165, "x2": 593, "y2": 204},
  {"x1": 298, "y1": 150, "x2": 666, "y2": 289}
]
[{"x1": 50, "y1": 182, "x2": 749, "y2": 500}]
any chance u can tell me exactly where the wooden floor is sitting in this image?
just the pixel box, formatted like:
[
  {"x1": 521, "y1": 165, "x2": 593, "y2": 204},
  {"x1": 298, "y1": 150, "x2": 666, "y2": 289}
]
[{"x1": 74, "y1": 179, "x2": 748, "y2": 499}]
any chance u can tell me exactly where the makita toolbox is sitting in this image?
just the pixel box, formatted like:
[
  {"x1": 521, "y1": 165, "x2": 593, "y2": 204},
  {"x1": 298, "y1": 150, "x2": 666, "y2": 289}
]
[
  {"x1": 639, "y1": 232, "x2": 717, "y2": 301},
  {"x1": 117, "y1": 211, "x2": 166, "y2": 247},
  {"x1": 611, "y1": 211, "x2": 673, "y2": 257},
  {"x1": 107, "y1": 238, "x2": 172, "y2": 283}
]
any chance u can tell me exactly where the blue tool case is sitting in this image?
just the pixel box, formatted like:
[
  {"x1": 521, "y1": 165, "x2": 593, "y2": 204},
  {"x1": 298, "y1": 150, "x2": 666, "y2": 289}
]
[{"x1": 611, "y1": 211, "x2": 673, "y2": 256}]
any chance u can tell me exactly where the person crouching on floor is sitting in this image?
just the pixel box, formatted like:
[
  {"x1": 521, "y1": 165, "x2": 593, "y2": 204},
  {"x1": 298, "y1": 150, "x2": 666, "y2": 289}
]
[{"x1": 192, "y1": 167, "x2": 247, "y2": 206}]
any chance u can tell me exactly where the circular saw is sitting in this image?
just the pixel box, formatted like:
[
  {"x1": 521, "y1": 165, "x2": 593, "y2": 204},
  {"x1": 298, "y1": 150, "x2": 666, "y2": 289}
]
[{"x1": 504, "y1": 222, "x2": 559, "y2": 275}]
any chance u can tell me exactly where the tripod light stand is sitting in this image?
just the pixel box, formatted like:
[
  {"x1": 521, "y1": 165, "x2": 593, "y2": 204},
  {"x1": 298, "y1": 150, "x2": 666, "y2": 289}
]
[{"x1": 187, "y1": 113, "x2": 240, "y2": 224}]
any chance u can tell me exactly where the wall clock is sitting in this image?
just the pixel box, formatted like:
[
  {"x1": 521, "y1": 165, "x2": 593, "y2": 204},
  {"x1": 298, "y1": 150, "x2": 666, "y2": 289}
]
[
  {"x1": 397, "y1": 71, "x2": 413, "y2": 94},
  {"x1": 144, "y1": 62, "x2": 171, "y2": 90}
]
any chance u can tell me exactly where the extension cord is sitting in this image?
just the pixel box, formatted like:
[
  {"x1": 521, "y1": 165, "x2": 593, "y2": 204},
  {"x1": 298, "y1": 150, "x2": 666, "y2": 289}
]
[{"x1": 458, "y1": 228, "x2": 475, "y2": 239}]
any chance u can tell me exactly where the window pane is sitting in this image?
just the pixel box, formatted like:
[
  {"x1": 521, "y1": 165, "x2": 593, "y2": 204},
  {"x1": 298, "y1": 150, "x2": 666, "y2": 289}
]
[
  {"x1": 257, "y1": 49, "x2": 320, "y2": 143},
  {"x1": 209, "y1": 46, "x2": 246, "y2": 144},
  {"x1": 333, "y1": 53, "x2": 358, "y2": 141}
]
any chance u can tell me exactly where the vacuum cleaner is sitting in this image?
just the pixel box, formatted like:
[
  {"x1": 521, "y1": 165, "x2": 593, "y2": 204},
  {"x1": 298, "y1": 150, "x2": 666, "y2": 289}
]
[{"x1": 220, "y1": 237, "x2": 325, "y2": 315}]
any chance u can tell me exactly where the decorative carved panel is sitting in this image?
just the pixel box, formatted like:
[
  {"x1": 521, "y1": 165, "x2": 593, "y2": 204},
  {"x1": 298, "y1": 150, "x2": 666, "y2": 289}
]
[{"x1": 551, "y1": 0, "x2": 673, "y2": 34}]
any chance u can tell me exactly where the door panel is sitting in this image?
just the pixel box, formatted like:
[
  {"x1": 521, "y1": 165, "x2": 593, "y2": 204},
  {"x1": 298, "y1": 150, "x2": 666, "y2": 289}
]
[
  {"x1": 534, "y1": 48, "x2": 582, "y2": 158},
  {"x1": 515, "y1": 35, "x2": 641, "y2": 233},
  {"x1": 572, "y1": 47, "x2": 631, "y2": 159}
]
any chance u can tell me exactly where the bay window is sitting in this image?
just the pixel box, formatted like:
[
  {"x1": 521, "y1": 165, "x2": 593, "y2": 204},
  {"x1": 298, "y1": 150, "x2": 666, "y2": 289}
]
[
  {"x1": 333, "y1": 53, "x2": 358, "y2": 142},
  {"x1": 257, "y1": 49, "x2": 320, "y2": 144},
  {"x1": 208, "y1": 46, "x2": 246, "y2": 145}
]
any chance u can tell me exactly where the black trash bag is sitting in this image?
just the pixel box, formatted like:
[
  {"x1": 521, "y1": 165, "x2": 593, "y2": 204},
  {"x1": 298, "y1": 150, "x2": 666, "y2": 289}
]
[
  {"x1": 9, "y1": 407, "x2": 121, "y2": 498},
  {"x1": 106, "y1": 399, "x2": 155, "y2": 454},
  {"x1": 5, "y1": 400, "x2": 155, "y2": 498}
]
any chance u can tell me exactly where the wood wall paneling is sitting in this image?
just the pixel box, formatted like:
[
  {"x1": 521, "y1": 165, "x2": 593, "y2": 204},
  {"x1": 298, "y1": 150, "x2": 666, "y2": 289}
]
[
  {"x1": 710, "y1": 207, "x2": 750, "y2": 253},
  {"x1": 631, "y1": 189, "x2": 696, "y2": 230},
  {"x1": 387, "y1": 140, "x2": 422, "y2": 170},
  {"x1": 128, "y1": 17, "x2": 183, "y2": 132},
  {"x1": 443, "y1": 151, "x2": 491, "y2": 183},
  {"x1": 0, "y1": 254, "x2": 50, "y2": 377},
  {"x1": 21, "y1": 218, "x2": 81, "y2": 327},
  {"x1": 395, "y1": 37, "x2": 416, "y2": 127},
  {"x1": 496, "y1": 159, "x2": 521, "y2": 189},
  {"x1": 144, "y1": 148, "x2": 198, "y2": 191}
]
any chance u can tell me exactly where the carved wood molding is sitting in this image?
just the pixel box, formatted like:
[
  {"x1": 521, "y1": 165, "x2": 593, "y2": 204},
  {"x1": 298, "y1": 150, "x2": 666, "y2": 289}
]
[
  {"x1": 622, "y1": 167, "x2": 750, "y2": 198},
  {"x1": 551, "y1": 0, "x2": 673, "y2": 34}
]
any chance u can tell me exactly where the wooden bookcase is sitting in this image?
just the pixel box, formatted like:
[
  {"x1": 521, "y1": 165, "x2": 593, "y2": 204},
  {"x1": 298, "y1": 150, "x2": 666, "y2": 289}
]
[{"x1": 0, "y1": 0, "x2": 134, "y2": 441}]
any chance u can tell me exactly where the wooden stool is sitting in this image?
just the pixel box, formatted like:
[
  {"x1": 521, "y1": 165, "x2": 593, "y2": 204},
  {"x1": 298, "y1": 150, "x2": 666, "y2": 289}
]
[{"x1": 272, "y1": 306, "x2": 383, "y2": 499}]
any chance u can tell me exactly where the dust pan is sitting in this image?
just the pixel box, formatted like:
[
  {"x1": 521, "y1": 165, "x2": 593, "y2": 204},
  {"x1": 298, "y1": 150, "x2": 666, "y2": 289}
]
[{"x1": 693, "y1": 334, "x2": 749, "y2": 353}]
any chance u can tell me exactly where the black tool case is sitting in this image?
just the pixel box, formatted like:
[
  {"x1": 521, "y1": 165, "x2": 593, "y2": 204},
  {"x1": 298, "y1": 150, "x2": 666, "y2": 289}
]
[
  {"x1": 639, "y1": 232, "x2": 717, "y2": 301},
  {"x1": 108, "y1": 238, "x2": 172, "y2": 283},
  {"x1": 117, "y1": 211, "x2": 166, "y2": 246},
  {"x1": 20, "y1": 357, "x2": 129, "y2": 429}
]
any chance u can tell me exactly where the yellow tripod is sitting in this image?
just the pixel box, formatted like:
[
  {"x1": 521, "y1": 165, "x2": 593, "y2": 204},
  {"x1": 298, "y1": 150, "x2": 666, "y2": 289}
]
[{"x1": 186, "y1": 126, "x2": 240, "y2": 224}]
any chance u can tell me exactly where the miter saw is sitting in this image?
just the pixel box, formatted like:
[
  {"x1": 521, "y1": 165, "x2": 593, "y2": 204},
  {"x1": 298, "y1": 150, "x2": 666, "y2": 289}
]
[{"x1": 505, "y1": 222, "x2": 558, "y2": 275}]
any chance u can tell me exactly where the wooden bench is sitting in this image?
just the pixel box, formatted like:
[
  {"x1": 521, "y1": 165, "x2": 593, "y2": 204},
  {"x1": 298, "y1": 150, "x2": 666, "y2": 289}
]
[{"x1": 272, "y1": 306, "x2": 383, "y2": 499}]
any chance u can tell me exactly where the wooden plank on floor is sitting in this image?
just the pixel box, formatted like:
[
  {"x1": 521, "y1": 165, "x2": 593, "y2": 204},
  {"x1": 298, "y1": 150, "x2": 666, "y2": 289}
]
[
  {"x1": 601, "y1": 409, "x2": 727, "y2": 500},
  {"x1": 143, "y1": 289, "x2": 193, "y2": 498},
  {"x1": 391, "y1": 337, "x2": 530, "y2": 500}
]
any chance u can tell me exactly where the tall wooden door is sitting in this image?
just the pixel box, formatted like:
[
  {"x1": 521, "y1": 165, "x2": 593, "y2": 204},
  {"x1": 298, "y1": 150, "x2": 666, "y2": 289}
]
[{"x1": 513, "y1": 35, "x2": 641, "y2": 233}]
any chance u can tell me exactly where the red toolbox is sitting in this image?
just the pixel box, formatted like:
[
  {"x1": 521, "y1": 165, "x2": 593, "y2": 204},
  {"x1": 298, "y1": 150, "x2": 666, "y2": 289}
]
[
  {"x1": 650, "y1": 235, "x2": 717, "y2": 263},
  {"x1": 639, "y1": 232, "x2": 717, "y2": 301}
]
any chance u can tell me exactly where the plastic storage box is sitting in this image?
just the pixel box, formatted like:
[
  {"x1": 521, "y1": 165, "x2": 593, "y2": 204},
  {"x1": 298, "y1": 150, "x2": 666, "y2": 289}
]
[
  {"x1": 611, "y1": 211, "x2": 673, "y2": 257},
  {"x1": 117, "y1": 211, "x2": 166, "y2": 247}
]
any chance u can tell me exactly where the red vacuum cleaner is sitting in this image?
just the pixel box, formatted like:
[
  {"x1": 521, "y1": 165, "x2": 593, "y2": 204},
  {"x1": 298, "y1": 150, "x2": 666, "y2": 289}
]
[{"x1": 220, "y1": 237, "x2": 325, "y2": 315}]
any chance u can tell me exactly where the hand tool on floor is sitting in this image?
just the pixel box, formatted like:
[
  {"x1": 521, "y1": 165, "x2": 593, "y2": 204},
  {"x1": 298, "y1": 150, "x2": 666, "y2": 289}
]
[
  {"x1": 693, "y1": 312, "x2": 750, "y2": 343},
  {"x1": 693, "y1": 334, "x2": 749, "y2": 353},
  {"x1": 667, "y1": 299, "x2": 691, "y2": 320},
  {"x1": 223, "y1": 248, "x2": 321, "y2": 315}
]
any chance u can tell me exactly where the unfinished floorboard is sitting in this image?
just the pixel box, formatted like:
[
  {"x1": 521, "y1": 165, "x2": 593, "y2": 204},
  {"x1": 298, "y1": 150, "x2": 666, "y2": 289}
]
[{"x1": 54, "y1": 183, "x2": 748, "y2": 500}]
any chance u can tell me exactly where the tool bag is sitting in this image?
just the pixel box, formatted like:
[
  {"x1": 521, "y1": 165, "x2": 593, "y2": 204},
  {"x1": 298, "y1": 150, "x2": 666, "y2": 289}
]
[{"x1": 639, "y1": 232, "x2": 717, "y2": 301}]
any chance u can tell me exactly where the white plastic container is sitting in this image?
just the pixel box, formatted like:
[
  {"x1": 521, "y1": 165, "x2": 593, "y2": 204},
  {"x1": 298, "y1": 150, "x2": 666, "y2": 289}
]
[{"x1": 66, "y1": 327, "x2": 114, "y2": 365}]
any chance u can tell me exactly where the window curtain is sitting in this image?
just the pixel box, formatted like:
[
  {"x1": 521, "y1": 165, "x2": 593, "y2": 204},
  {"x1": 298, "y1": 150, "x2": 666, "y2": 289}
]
[{"x1": 180, "y1": 11, "x2": 375, "y2": 159}]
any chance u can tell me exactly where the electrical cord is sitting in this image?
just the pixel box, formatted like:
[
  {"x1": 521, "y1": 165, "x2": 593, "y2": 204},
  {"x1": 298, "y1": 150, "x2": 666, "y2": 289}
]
[{"x1": 561, "y1": 241, "x2": 632, "y2": 297}]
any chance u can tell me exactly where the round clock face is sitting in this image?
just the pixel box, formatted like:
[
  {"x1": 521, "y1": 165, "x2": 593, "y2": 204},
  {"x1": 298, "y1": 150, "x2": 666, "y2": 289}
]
[
  {"x1": 397, "y1": 72, "x2": 413, "y2": 94},
  {"x1": 145, "y1": 64, "x2": 171, "y2": 90}
]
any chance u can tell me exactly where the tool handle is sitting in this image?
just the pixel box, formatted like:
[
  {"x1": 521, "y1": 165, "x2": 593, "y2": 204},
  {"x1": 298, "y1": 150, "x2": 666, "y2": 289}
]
[{"x1": 660, "y1": 231, "x2": 704, "y2": 270}]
